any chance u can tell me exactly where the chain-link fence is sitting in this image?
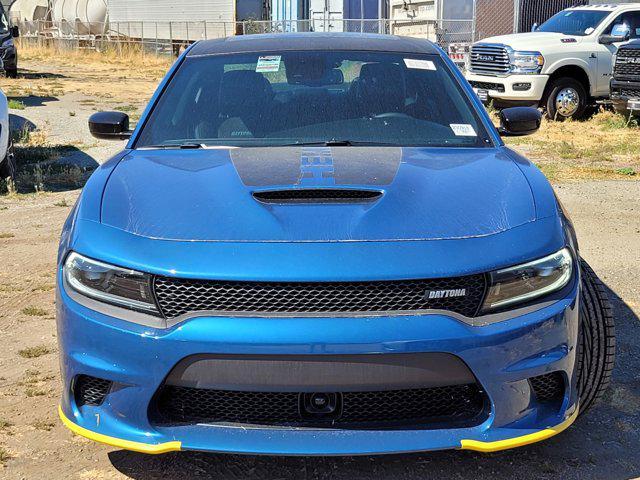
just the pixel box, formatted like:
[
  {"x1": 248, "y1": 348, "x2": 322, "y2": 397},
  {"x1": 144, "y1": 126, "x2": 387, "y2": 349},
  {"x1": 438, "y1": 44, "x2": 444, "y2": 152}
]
[{"x1": 14, "y1": 18, "x2": 475, "y2": 57}]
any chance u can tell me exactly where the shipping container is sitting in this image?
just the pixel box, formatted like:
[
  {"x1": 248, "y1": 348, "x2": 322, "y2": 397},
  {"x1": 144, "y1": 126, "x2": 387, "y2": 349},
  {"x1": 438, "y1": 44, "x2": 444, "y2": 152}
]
[
  {"x1": 389, "y1": 0, "x2": 473, "y2": 42},
  {"x1": 107, "y1": 0, "x2": 266, "y2": 40}
]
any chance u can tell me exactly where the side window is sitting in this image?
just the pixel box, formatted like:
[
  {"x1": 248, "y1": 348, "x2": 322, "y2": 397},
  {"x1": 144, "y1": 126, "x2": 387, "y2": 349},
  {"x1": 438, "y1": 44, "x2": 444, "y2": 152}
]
[{"x1": 604, "y1": 11, "x2": 640, "y2": 39}]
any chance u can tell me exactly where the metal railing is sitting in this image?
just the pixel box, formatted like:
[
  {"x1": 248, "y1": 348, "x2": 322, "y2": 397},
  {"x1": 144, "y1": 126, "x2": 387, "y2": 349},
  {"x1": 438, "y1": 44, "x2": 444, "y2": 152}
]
[{"x1": 14, "y1": 18, "x2": 475, "y2": 56}]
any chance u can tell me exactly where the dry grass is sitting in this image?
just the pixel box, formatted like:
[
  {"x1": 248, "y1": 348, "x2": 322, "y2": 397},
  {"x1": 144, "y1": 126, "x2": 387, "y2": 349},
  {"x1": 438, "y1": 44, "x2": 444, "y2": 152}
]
[
  {"x1": 17, "y1": 345, "x2": 52, "y2": 359},
  {"x1": 16, "y1": 40, "x2": 173, "y2": 77},
  {"x1": 498, "y1": 109, "x2": 640, "y2": 181}
]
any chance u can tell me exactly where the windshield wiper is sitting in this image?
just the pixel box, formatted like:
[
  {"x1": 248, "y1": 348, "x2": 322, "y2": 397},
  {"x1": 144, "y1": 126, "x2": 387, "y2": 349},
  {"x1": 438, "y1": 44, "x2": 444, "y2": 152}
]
[
  {"x1": 280, "y1": 140, "x2": 398, "y2": 147},
  {"x1": 140, "y1": 142, "x2": 204, "y2": 150}
]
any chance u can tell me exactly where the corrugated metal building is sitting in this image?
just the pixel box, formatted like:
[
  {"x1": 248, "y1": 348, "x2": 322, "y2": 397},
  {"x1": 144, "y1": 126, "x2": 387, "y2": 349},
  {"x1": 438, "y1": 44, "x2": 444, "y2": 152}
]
[{"x1": 107, "y1": 0, "x2": 267, "y2": 39}]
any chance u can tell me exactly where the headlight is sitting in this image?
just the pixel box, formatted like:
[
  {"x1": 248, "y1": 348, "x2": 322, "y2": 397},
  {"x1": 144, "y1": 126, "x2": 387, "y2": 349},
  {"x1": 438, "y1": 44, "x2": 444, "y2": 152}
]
[
  {"x1": 509, "y1": 50, "x2": 544, "y2": 74},
  {"x1": 64, "y1": 252, "x2": 158, "y2": 313},
  {"x1": 1, "y1": 37, "x2": 13, "y2": 48},
  {"x1": 482, "y1": 248, "x2": 573, "y2": 312}
]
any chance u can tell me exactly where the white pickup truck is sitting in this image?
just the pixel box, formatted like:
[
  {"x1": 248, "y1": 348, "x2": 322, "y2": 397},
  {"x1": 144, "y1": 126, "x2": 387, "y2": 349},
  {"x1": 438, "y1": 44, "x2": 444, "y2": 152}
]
[{"x1": 465, "y1": 3, "x2": 640, "y2": 120}]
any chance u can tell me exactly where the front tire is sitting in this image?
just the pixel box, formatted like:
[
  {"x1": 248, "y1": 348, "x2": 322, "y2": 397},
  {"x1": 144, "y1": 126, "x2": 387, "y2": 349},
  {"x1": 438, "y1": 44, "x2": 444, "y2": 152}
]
[
  {"x1": 544, "y1": 77, "x2": 588, "y2": 121},
  {"x1": 5, "y1": 68, "x2": 17, "y2": 79},
  {"x1": 576, "y1": 259, "x2": 615, "y2": 416}
]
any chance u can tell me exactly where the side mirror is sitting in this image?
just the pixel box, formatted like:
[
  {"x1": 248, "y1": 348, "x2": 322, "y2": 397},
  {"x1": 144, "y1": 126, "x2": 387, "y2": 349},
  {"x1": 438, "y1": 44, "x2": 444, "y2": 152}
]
[
  {"x1": 599, "y1": 33, "x2": 629, "y2": 45},
  {"x1": 531, "y1": 22, "x2": 539, "y2": 32},
  {"x1": 11, "y1": 25, "x2": 19, "y2": 38},
  {"x1": 498, "y1": 107, "x2": 541, "y2": 137},
  {"x1": 88, "y1": 111, "x2": 132, "y2": 140}
]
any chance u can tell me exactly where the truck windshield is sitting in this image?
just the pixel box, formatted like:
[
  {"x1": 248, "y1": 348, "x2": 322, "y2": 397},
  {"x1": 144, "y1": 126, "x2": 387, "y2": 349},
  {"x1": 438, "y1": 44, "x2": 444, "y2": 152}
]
[
  {"x1": 537, "y1": 9, "x2": 610, "y2": 36},
  {"x1": 136, "y1": 50, "x2": 492, "y2": 149}
]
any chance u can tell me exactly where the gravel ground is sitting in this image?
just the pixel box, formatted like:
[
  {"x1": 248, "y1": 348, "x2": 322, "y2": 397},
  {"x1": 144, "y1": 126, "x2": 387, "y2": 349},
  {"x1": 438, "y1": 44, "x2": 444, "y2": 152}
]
[{"x1": 0, "y1": 62, "x2": 638, "y2": 479}]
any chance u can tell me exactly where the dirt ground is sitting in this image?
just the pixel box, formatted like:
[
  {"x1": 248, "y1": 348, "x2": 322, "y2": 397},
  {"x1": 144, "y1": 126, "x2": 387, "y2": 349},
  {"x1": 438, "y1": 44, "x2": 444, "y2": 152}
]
[{"x1": 0, "y1": 55, "x2": 639, "y2": 479}]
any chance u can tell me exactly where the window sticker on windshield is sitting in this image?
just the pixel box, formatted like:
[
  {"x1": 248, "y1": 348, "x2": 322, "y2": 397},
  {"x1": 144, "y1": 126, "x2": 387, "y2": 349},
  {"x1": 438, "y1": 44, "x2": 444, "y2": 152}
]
[
  {"x1": 256, "y1": 55, "x2": 281, "y2": 73},
  {"x1": 404, "y1": 58, "x2": 436, "y2": 71},
  {"x1": 450, "y1": 124, "x2": 477, "y2": 137}
]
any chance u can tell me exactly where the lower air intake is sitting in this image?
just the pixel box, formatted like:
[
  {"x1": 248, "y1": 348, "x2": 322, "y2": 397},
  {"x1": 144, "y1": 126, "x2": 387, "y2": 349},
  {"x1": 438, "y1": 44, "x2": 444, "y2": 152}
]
[
  {"x1": 529, "y1": 372, "x2": 565, "y2": 403},
  {"x1": 74, "y1": 375, "x2": 112, "y2": 407},
  {"x1": 153, "y1": 384, "x2": 487, "y2": 429}
]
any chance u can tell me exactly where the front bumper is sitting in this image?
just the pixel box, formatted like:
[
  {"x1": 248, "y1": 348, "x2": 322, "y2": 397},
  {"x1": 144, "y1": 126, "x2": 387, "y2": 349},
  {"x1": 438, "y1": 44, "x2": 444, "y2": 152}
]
[
  {"x1": 57, "y1": 267, "x2": 580, "y2": 456},
  {"x1": 466, "y1": 72, "x2": 549, "y2": 104},
  {"x1": 610, "y1": 79, "x2": 640, "y2": 112}
]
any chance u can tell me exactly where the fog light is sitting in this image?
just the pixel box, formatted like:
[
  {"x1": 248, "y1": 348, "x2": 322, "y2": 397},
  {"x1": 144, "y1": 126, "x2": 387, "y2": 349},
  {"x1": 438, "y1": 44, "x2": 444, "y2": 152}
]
[{"x1": 513, "y1": 83, "x2": 532, "y2": 91}]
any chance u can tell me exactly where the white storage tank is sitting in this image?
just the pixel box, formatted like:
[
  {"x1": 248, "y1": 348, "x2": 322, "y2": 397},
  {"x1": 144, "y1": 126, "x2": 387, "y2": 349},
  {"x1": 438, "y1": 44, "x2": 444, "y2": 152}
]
[
  {"x1": 10, "y1": 0, "x2": 49, "y2": 34},
  {"x1": 51, "y1": 0, "x2": 107, "y2": 35}
]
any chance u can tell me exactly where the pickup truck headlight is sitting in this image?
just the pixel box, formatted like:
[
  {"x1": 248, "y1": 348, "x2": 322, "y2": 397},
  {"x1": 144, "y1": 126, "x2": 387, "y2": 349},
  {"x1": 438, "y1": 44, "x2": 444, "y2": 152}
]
[
  {"x1": 509, "y1": 50, "x2": 544, "y2": 74},
  {"x1": 482, "y1": 248, "x2": 573, "y2": 312},
  {"x1": 64, "y1": 252, "x2": 158, "y2": 313}
]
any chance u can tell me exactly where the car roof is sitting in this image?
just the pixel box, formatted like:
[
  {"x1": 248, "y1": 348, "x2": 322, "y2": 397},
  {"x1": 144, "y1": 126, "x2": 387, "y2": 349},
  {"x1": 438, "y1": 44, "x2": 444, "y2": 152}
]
[{"x1": 187, "y1": 32, "x2": 441, "y2": 57}]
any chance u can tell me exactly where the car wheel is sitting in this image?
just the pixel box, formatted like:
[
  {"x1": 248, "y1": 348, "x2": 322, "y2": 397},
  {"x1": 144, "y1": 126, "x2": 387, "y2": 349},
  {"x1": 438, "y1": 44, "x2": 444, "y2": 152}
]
[
  {"x1": 5, "y1": 68, "x2": 17, "y2": 79},
  {"x1": 576, "y1": 258, "x2": 615, "y2": 416},
  {"x1": 0, "y1": 142, "x2": 16, "y2": 181},
  {"x1": 544, "y1": 77, "x2": 588, "y2": 121}
]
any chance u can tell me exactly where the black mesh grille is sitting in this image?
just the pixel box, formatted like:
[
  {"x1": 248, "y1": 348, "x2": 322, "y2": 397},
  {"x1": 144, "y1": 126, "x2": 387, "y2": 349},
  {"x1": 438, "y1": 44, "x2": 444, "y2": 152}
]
[
  {"x1": 154, "y1": 384, "x2": 486, "y2": 429},
  {"x1": 253, "y1": 189, "x2": 383, "y2": 203},
  {"x1": 469, "y1": 80, "x2": 506, "y2": 93},
  {"x1": 615, "y1": 48, "x2": 640, "y2": 80},
  {"x1": 529, "y1": 372, "x2": 565, "y2": 403},
  {"x1": 153, "y1": 275, "x2": 487, "y2": 319},
  {"x1": 611, "y1": 86, "x2": 640, "y2": 98},
  {"x1": 74, "y1": 375, "x2": 112, "y2": 407}
]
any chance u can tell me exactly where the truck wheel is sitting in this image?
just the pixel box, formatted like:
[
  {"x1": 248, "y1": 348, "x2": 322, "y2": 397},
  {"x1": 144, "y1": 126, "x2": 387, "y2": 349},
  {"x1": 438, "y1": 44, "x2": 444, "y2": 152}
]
[
  {"x1": 576, "y1": 259, "x2": 615, "y2": 416},
  {"x1": 544, "y1": 77, "x2": 587, "y2": 120},
  {"x1": 5, "y1": 68, "x2": 17, "y2": 79}
]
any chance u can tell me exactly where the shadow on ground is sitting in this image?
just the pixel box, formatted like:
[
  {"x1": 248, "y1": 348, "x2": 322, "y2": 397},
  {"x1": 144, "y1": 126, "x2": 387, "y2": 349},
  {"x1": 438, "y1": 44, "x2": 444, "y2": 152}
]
[
  {"x1": 107, "y1": 286, "x2": 639, "y2": 480},
  {"x1": 8, "y1": 95, "x2": 59, "y2": 108},
  {"x1": 16, "y1": 69, "x2": 67, "y2": 80}
]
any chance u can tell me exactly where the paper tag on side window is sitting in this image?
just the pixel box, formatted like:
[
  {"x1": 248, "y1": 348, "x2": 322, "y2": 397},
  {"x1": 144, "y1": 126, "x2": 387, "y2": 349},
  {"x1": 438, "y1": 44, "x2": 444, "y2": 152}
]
[
  {"x1": 256, "y1": 55, "x2": 281, "y2": 73},
  {"x1": 450, "y1": 124, "x2": 477, "y2": 137},
  {"x1": 404, "y1": 59, "x2": 436, "y2": 71}
]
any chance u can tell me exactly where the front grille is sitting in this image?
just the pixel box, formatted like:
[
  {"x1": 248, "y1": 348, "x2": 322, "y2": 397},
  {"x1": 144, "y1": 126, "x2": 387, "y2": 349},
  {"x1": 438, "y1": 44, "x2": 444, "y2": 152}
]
[
  {"x1": 253, "y1": 189, "x2": 383, "y2": 203},
  {"x1": 615, "y1": 48, "x2": 640, "y2": 81},
  {"x1": 529, "y1": 372, "x2": 565, "y2": 403},
  {"x1": 469, "y1": 80, "x2": 506, "y2": 92},
  {"x1": 153, "y1": 274, "x2": 487, "y2": 319},
  {"x1": 154, "y1": 384, "x2": 486, "y2": 429},
  {"x1": 611, "y1": 85, "x2": 640, "y2": 98},
  {"x1": 74, "y1": 375, "x2": 112, "y2": 407},
  {"x1": 470, "y1": 44, "x2": 510, "y2": 76}
]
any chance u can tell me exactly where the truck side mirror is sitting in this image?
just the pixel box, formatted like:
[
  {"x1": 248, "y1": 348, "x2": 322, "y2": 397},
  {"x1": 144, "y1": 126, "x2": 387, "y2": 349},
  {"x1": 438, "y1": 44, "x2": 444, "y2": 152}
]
[
  {"x1": 531, "y1": 23, "x2": 539, "y2": 32},
  {"x1": 11, "y1": 25, "x2": 19, "y2": 38},
  {"x1": 599, "y1": 24, "x2": 630, "y2": 44},
  {"x1": 89, "y1": 111, "x2": 132, "y2": 140},
  {"x1": 498, "y1": 107, "x2": 541, "y2": 137}
]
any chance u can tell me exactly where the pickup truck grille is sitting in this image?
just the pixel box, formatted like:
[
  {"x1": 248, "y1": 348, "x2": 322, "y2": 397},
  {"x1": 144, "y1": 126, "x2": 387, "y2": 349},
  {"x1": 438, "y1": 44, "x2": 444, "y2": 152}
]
[
  {"x1": 470, "y1": 44, "x2": 510, "y2": 76},
  {"x1": 615, "y1": 48, "x2": 640, "y2": 81}
]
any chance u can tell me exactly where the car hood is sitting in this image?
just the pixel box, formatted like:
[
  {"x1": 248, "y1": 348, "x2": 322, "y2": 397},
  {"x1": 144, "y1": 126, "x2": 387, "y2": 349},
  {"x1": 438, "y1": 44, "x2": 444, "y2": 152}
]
[
  {"x1": 479, "y1": 32, "x2": 585, "y2": 51},
  {"x1": 100, "y1": 147, "x2": 536, "y2": 242}
]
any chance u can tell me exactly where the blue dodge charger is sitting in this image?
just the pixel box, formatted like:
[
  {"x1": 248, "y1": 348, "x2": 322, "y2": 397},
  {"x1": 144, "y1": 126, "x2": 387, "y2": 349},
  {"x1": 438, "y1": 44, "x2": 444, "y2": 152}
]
[{"x1": 56, "y1": 33, "x2": 615, "y2": 455}]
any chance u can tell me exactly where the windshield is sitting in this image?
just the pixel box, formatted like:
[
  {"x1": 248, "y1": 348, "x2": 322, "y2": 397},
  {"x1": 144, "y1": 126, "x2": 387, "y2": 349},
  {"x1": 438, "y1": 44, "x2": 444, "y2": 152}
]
[
  {"x1": 537, "y1": 9, "x2": 610, "y2": 36},
  {"x1": 136, "y1": 50, "x2": 492, "y2": 149}
]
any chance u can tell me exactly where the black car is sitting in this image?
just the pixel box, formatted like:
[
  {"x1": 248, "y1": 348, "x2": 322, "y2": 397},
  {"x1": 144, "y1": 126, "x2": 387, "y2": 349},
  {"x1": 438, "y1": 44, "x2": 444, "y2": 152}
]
[
  {"x1": 0, "y1": 5, "x2": 18, "y2": 78},
  {"x1": 611, "y1": 40, "x2": 640, "y2": 115}
]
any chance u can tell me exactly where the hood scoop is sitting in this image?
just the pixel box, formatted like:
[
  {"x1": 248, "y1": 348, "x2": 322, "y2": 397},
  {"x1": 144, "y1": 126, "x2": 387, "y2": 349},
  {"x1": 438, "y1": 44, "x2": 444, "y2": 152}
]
[{"x1": 253, "y1": 189, "x2": 383, "y2": 204}]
